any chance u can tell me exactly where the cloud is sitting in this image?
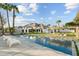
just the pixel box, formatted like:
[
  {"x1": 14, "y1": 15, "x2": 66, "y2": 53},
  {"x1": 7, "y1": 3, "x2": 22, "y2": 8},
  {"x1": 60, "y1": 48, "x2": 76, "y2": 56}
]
[
  {"x1": 51, "y1": 10, "x2": 56, "y2": 15},
  {"x1": 65, "y1": 3, "x2": 78, "y2": 10},
  {"x1": 25, "y1": 13, "x2": 33, "y2": 16},
  {"x1": 29, "y1": 3, "x2": 38, "y2": 12},
  {"x1": 17, "y1": 5, "x2": 32, "y2": 16},
  {"x1": 40, "y1": 17, "x2": 44, "y2": 20},
  {"x1": 14, "y1": 16, "x2": 36, "y2": 26},
  {"x1": 17, "y1": 5, "x2": 26, "y2": 13},
  {"x1": 64, "y1": 3, "x2": 79, "y2": 14},
  {"x1": 17, "y1": 3, "x2": 38, "y2": 16},
  {"x1": 4, "y1": 16, "x2": 36, "y2": 27},
  {"x1": 48, "y1": 17, "x2": 52, "y2": 20},
  {"x1": 64, "y1": 10, "x2": 71, "y2": 14}
]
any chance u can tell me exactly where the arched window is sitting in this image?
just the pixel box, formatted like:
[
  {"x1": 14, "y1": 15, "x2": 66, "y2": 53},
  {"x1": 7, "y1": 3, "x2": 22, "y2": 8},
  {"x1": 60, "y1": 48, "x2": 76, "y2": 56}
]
[{"x1": 22, "y1": 29, "x2": 24, "y2": 33}]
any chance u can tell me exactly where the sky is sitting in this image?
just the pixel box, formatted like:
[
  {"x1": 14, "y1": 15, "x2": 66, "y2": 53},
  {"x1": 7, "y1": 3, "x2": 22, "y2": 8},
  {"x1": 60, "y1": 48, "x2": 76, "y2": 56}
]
[{"x1": 0, "y1": 3, "x2": 79, "y2": 27}]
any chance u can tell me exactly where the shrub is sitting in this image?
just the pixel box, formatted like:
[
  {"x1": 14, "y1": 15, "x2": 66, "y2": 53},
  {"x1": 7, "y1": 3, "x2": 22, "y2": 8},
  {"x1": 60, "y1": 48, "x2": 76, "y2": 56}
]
[{"x1": 66, "y1": 32, "x2": 76, "y2": 36}]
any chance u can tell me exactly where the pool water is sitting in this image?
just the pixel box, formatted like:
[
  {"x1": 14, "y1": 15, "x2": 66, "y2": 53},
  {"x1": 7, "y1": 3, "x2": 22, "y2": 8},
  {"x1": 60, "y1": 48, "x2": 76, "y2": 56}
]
[{"x1": 28, "y1": 36, "x2": 72, "y2": 55}]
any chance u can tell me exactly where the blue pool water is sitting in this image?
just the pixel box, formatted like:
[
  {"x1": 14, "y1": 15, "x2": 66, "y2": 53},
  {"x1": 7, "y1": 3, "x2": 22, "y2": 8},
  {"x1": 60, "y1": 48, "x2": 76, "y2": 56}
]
[{"x1": 32, "y1": 37, "x2": 72, "y2": 55}]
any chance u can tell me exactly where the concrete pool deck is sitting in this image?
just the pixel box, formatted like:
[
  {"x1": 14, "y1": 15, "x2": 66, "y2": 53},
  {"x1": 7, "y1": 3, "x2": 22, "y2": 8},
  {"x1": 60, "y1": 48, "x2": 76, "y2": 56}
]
[{"x1": 0, "y1": 35, "x2": 70, "y2": 56}]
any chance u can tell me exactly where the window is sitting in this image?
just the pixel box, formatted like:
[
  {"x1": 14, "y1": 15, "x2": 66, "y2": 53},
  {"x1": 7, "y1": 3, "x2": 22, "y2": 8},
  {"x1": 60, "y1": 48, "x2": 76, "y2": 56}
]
[
  {"x1": 26, "y1": 30, "x2": 27, "y2": 32},
  {"x1": 22, "y1": 30, "x2": 24, "y2": 33}
]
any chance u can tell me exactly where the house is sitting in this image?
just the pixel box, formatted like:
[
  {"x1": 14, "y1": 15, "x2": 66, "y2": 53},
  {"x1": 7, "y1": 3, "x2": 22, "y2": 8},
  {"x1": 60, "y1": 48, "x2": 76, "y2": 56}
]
[
  {"x1": 15, "y1": 23, "x2": 48, "y2": 34},
  {"x1": 63, "y1": 26, "x2": 76, "y2": 32},
  {"x1": 15, "y1": 23, "x2": 76, "y2": 34},
  {"x1": 47, "y1": 25, "x2": 76, "y2": 33},
  {"x1": 23, "y1": 23, "x2": 43, "y2": 33}
]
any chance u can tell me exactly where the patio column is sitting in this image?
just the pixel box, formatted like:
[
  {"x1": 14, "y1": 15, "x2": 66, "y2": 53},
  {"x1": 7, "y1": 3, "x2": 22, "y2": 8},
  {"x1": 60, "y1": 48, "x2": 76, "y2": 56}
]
[
  {"x1": 27, "y1": 29, "x2": 29, "y2": 33},
  {"x1": 39, "y1": 29, "x2": 41, "y2": 33},
  {"x1": 52, "y1": 30, "x2": 54, "y2": 33},
  {"x1": 76, "y1": 26, "x2": 79, "y2": 38},
  {"x1": 24, "y1": 28, "x2": 26, "y2": 33}
]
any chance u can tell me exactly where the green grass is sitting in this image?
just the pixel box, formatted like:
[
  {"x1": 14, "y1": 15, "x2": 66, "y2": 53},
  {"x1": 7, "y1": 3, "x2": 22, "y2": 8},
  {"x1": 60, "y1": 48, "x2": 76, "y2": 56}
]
[
  {"x1": 65, "y1": 32, "x2": 76, "y2": 36},
  {"x1": 25, "y1": 32, "x2": 77, "y2": 40},
  {"x1": 77, "y1": 50, "x2": 79, "y2": 56},
  {"x1": 78, "y1": 50, "x2": 79, "y2": 56}
]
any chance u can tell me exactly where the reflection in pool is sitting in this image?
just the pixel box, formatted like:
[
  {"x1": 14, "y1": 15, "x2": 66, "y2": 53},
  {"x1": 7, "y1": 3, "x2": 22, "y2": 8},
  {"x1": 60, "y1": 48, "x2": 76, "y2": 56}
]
[{"x1": 28, "y1": 36, "x2": 72, "y2": 55}]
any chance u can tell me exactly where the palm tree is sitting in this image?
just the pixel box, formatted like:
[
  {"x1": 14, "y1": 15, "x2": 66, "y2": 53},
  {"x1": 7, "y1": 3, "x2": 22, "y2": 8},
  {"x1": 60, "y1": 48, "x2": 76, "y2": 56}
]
[
  {"x1": 0, "y1": 12, "x2": 6, "y2": 35},
  {"x1": 56, "y1": 20, "x2": 61, "y2": 27},
  {"x1": 56, "y1": 20, "x2": 62, "y2": 32},
  {"x1": 0, "y1": 3, "x2": 6, "y2": 35},
  {"x1": 1, "y1": 3, "x2": 12, "y2": 34},
  {"x1": 11, "y1": 5, "x2": 19, "y2": 34},
  {"x1": 73, "y1": 11, "x2": 79, "y2": 26},
  {"x1": 0, "y1": 3, "x2": 19, "y2": 34},
  {"x1": 65, "y1": 11, "x2": 79, "y2": 38}
]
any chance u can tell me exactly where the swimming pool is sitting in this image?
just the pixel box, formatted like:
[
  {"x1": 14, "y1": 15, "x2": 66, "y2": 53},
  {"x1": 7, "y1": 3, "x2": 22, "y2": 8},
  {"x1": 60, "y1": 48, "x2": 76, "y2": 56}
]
[{"x1": 28, "y1": 36, "x2": 72, "y2": 55}]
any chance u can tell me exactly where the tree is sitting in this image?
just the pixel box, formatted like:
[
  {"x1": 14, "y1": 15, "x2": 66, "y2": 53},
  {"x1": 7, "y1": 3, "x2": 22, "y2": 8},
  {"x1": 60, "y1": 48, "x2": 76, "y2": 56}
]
[
  {"x1": 65, "y1": 11, "x2": 79, "y2": 38},
  {"x1": 65, "y1": 22, "x2": 76, "y2": 26},
  {"x1": 1, "y1": 3, "x2": 12, "y2": 34},
  {"x1": 56, "y1": 20, "x2": 61, "y2": 26},
  {"x1": 0, "y1": 3, "x2": 6, "y2": 35},
  {"x1": 73, "y1": 11, "x2": 79, "y2": 26},
  {"x1": 0, "y1": 3, "x2": 19, "y2": 34},
  {"x1": 11, "y1": 5, "x2": 19, "y2": 34},
  {"x1": 65, "y1": 11, "x2": 79, "y2": 26},
  {"x1": 0, "y1": 12, "x2": 6, "y2": 35}
]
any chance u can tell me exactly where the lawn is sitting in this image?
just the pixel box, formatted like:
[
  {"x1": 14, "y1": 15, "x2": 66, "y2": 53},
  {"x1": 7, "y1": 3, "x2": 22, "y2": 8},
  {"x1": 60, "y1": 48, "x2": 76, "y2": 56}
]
[{"x1": 26, "y1": 32, "x2": 77, "y2": 40}]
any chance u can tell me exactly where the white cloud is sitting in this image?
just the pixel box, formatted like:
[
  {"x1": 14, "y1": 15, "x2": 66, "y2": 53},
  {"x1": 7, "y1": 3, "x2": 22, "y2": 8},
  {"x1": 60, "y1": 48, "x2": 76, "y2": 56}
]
[
  {"x1": 4, "y1": 16, "x2": 36, "y2": 27},
  {"x1": 25, "y1": 13, "x2": 33, "y2": 16},
  {"x1": 64, "y1": 3, "x2": 79, "y2": 14},
  {"x1": 17, "y1": 5, "x2": 26, "y2": 13},
  {"x1": 48, "y1": 17, "x2": 52, "y2": 20},
  {"x1": 29, "y1": 3, "x2": 38, "y2": 12},
  {"x1": 17, "y1": 3, "x2": 38, "y2": 16},
  {"x1": 17, "y1": 5, "x2": 32, "y2": 16},
  {"x1": 40, "y1": 17, "x2": 44, "y2": 20},
  {"x1": 65, "y1": 3, "x2": 78, "y2": 10},
  {"x1": 51, "y1": 10, "x2": 56, "y2": 15},
  {"x1": 14, "y1": 16, "x2": 36, "y2": 26},
  {"x1": 64, "y1": 10, "x2": 71, "y2": 14}
]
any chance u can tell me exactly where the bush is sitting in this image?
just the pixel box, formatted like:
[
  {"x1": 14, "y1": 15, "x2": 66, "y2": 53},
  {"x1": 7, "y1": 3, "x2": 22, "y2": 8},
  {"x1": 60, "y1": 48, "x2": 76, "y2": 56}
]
[{"x1": 66, "y1": 32, "x2": 76, "y2": 36}]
